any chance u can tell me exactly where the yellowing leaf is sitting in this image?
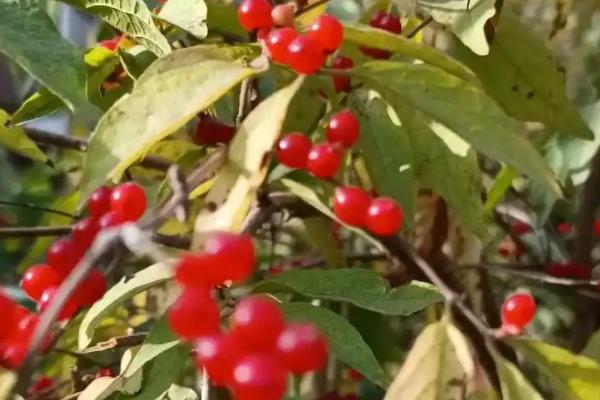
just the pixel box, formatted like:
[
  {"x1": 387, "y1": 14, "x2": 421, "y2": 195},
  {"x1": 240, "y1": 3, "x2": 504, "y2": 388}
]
[
  {"x1": 0, "y1": 110, "x2": 46, "y2": 162},
  {"x1": 159, "y1": 0, "x2": 208, "y2": 39}
]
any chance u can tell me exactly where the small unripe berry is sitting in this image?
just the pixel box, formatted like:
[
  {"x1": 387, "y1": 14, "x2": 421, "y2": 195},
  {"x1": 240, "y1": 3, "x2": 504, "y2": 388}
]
[
  {"x1": 271, "y1": 3, "x2": 295, "y2": 27},
  {"x1": 231, "y1": 296, "x2": 284, "y2": 350},
  {"x1": 287, "y1": 36, "x2": 326, "y2": 75},
  {"x1": 276, "y1": 323, "x2": 328, "y2": 374},
  {"x1": 501, "y1": 292, "x2": 536, "y2": 330},
  {"x1": 366, "y1": 197, "x2": 403, "y2": 236},
  {"x1": 238, "y1": 0, "x2": 273, "y2": 31},
  {"x1": 266, "y1": 27, "x2": 297, "y2": 64},
  {"x1": 231, "y1": 354, "x2": 288, "y2": 400},
  {"x1": 276, "y1": 132, "x2": 312, "y2": 169},
  {"x1": 326, "y1": 109, "x2": 360, "y2": 147},
  {"x1": 307, "y1": 14, "x2": 344, "y2": 53},
  {"x1": 333, "y1": 186, "x2": 371, "y2": 227},
  {"x1": 110, "y1": 182, "x2": 147, "y2": 222},
  {"x1": 306, "y1": 143, "x2": 343, "y2": 178}
]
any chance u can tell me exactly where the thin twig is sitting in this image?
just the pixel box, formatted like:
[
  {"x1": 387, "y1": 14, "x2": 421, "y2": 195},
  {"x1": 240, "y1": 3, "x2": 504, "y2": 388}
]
[
  {"x1": 295, "y1": 0, "x2": 329, "y2": 16},
  {"x1": 0, "y1": 225, "x2": 71, "y2": 237},
  {"x1": 0, "y1": 200, "x2": 77, "y2": 219},
  {"x1": 407, "y1": 16, "x2": 434, "y2": 38}
]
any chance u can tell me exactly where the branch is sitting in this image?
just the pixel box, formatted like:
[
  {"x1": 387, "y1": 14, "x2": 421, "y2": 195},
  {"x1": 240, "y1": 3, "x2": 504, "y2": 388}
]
[
  {"x1": 574, "y1": 147, "x2": 600, "y2": 267},
  {"x1": 0, "y1": 199, "x2": 76, "y2": 219},
  {"x1": 0, "y1": 225, "x2": 71, "y2": 237},
  {"x1": 407, "y1": 16, "x2": 434, "y2": 38}
]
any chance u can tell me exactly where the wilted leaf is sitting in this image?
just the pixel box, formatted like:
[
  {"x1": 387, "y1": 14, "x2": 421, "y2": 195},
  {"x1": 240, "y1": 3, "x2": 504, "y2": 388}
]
[
  {"x1": 0, "y1": 110, "x2": 46, "y2": 162},
  {"x1": 495, "y1": 354, "x2": 544, "y2": 400},
  {"x1": 281, "y1": 302, "x2": 387, "y2": 387},
  {"x1": 384, "y1": 320, "x2": 474, "y2": 400},
  {"x1": 79, "y1": 262, "x2": 174, "y2": 349},
  {"x1": 353, "y1": 61, "x2": 561, "y2": 197},
  {"x1": 511, "y1": 338, "x2": 600, "y2": 400},
  {"x1": 256, "y1": 268, "x2": 442, "y2": 316},
  {"x1": 159, "y1": 0, "x2": 208, "y2": 39},
  {"x1": 81, "y1": 47, "x2": 259, "y2": 202},
  {"x1": 454, "y1": 13, "x2": 593, "y2": 139}
]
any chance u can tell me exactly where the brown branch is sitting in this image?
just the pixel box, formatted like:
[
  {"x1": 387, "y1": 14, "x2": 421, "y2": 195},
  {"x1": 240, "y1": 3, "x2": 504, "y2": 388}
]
[
  {"x1": 0, "y1": 199, "x2": 77, "y2": 219},
  {"x1": 0, "y1": 225, "x2": 71, "y2": 237},
  {"x1": 574, "y1": 147, "x2": 600, "y2": 267}
]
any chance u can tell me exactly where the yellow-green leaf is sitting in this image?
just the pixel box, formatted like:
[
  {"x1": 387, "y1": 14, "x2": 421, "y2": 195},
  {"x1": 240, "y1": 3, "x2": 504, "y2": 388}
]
[
  {"x1": 0, "y1": 110, "x2": 46, "y2": 162},
  {"x1": 496, "y1": 354, "x2": 544, "y2": 400},
  {"x1": 159, "y1": 0, "x2": 207, "y2": 39}
]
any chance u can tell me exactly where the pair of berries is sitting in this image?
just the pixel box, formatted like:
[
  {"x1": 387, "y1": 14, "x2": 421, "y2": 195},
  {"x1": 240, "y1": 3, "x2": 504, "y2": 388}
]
[
  {"x1": 194, "y1": 296, "x2": 328, "y2": 400},
  {"x1": 360, "y1": 11, "x2": 402, "y2": 59},
  {"x1": 194, "y1": 113, "x2": 236, "y2": 146},
  {"x1": 333, "y1": 186, "x2": 403, "y2": 236},
  {"x1": 276, "y1": 109, "x2": 360, "y2": 178},
  {"x1": 500, "y1": 292, "x2": 536, "y2": 334}
]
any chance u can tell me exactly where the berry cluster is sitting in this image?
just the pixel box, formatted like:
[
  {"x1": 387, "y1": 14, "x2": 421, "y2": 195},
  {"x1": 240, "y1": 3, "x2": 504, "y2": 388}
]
[
  {"x1": 237, "y1": 0, "x2": 344, "y2": 75},
  {"x1": 168, "y1": 234, "x2": 327, "y2": 399},
  {"x1": 360, "y1": 11, "x2": 402, "y2": 59},
  {"x1": 500, "y1": 292, "x2": 536, "y2": 334}
]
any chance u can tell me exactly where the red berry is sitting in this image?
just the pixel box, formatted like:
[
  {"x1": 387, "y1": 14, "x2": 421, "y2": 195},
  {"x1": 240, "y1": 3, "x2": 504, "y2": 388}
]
[
  {"x1": 238, "y1": 0, "x2": 273, "y2": 31},
  {"x1": 359, "y1": 46, "x2": 391, "y2": 59},
  {"x1": 39, "y1": 287, "x2": 79, "y2": 321},
  {"x1": 501, "y1": 292, "x2": 536, "y2": 329},
  {"x1": 168, "y1": 288, "x2": 220, "y2": 341},
  {"x1": 0, "y1": 291, "x2": 17, "y2": 342},
  {"x1": 307, "y1": 14, "x2": 344, "y2": 52},
  {"x1": 510, "y1": 220, "x2": 531, "y2": 236},
  {"x1": 96, "y1": 368, "x2": 113, "y2": 377},
  {"x1": 88, "y1": 186, "x2": 113, "y2": 218},
  {"x1": 21, "y1": 264, "x2": 60, "y2": 301},
  {"x1": 72, "y1": 217, "x2": 100, "y2": 248},
  {"x1": 366, "y1": 197, "x2": 403, "y2": 236},
  {"x1": 175, "y1": 253, "x2": 225, "y2": 287},
  {"x1": 1, "y1": 341, "x2": 27, "y2": 369},
  {"x1": 74, "y1": 269, "x2": 107, "y2": 307},
  {"x1": 379, "y1": 14, "x2": 402, "y2": 33},
  {"x1": 348, "y1": 369, "x2": 364, "y2": 382},
  {"x1": 204, "y1": 232, "x2": 255, "y2": 282},
  {"x1": 111, "y1": 182, "x2": 147, "y2": 222},
  {"x1": 195, "y1": 114, "x2": 236, "y2": 145},
  {"x1": 276, "y1": 132, "x2": 312, "y2": 169},
  {"x1": 545, "y1": 262, "x2": 590, "y2": 280},
  {"x1": 331, "y1": 56, "x2": 353, "y2": 92},
  {"x1": 266, "y1": 27, "x2": 297, "y2": 64},
  {"x1": 47, "y1": 237, "x2": 84, "y2": 277},
  {"x1": 98, "y1": 211, "x2": 128, "y2": 229},
  {"x1": 369, "y1": 10, "x2": 386, "y2": 27},
  {"x1": 271, "y1": 3, "x2": 295, "y2": 27},
  {"x1": 333, "y1": 186, "x2": 371, "y2": 227},
  {"x1": 276, "y1": 323, "x2": 328, "y2": 374},
  {"x1": 326, "y1": 109, "x2": 360, "y2": 147},
  {"x1": 287, "y1": 36, "x2": 326, "y2": 74},
  {"x1": 231, "y1": 296, "x2": 284, "y2": 350},
  {"x1": 595, "y1": 219, "x2": 600, "y2": 237},
  {"x1": 231, "y1": 354, "x2": 288, "y2": 400},
  {"x1": 195, "y1": 333, "x2": 246, "y2": 385},
  {"x1": 257, "y1": 28, "x2": 270, "y2": 41},
  {"x1": 27, "y1": 376, "x2": 54, "y2": 396},
  {"x1": 360, "y1": 11, "x2": 398, "y2": 59},
  {"x1": 307, "y1": 143, "x2": 342, "y2": 178},
  {"x1": 557, "y1": 222, "x2": 573, "y2": 235}
]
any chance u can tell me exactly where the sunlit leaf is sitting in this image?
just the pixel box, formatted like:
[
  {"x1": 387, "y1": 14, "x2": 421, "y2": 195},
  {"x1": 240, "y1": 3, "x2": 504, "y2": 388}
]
[
  {"x1": 159, "y1": 0, "x2": 208, "y2": 39},
  {"x1": 0, "y1": 110, "x2": 46, "y2": 162}
]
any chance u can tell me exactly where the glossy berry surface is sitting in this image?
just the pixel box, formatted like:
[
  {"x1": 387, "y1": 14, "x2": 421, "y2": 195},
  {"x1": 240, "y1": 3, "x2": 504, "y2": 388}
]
[
  {"x1": 47, "y1": 238, "x2": 83, "y2": 277},
  {"x1": 204, "y1": 232, "x2": 255, "y2": 282},
  {"x1": 307, "y1": 14, "x2": 344, "y2": 52},
  {"x1": 333, "y1": 186, "x2": 371, "y2": 227},
  {"x1": 378, "y1": 14, "x2": 402, "y2": 33},
  {"x1": 0, "y1": 291, "x2": 16, "y2": 342},
  {"x1": 175, "y1": 253, "x2": 224, "y2": 287},
  {"x1": 195, "y1": 114, "x2": 236, "y2": 145},
  {"x1": 1, "y1": 341, "x2": 27, "y2": 369},
  {"x1": 276, "y1": 132, "x2": 312, "y2": 169},
  {"x1": 21, "y1": 264, "x2": 60, "y2": 301},
  {"x1": 39, "y1": 287, "x2": 79, "y2": 321},
  {"x1": 74, "y1": 269, "x2": 107, "y2": 307},
  {"x1": 276, "y1": 323, "x2": 328, "y2": 374},
  {"x1": 237, "y1": 0, "x2": 273, "y2": 31},
  {"x1": 168, "y1": 288, "x2": 220, "y2": 341},
  {"x1": 110, "y1": 182, "x2": 147, "y2": 222},
  {"x1": 326, "y1": 109, "x2": 360, "y2": 147},
  {"x1": 287, "y1": 36, "x2": 326, "y2": 75},
  {"x1": 72, "y1": 217, "x2": 100, "y2": 248},
  {"x1": 331, "y1": 56, "x2": 353, "y2": 92},
  {"x1": 306, "y1": 143, "x2": 342, "y2": 178},
  {"x1": 366, "y1": 197, "x2": 403, "y2": 236},
  {"x1": 98, "y1": 211, "x2": 128, "y2": 229},
  {"x1": 271, "y1": 3, "x2": 295, "y2": 27},
  {"x1": 501, "y1": 292, "x2": 536, "y2": 329},
  {"x1": 231, "y1": 354, "x2": 288, "y2": 400},
  {"x1": 195, "y1": 333, "x2": 246, "y2": 385},
  {"x1": 88, "y1": 186, "x2": 113, "y2": 218},
  {"x1": 231, "y1": 296, "x2": 284, "y2": 350},
  {"x1": 360, "y1": 11, "x2": 400, "y2": 59},
  {"x1": 266, "y1": 27, "x2": 297, "y2": 64}
]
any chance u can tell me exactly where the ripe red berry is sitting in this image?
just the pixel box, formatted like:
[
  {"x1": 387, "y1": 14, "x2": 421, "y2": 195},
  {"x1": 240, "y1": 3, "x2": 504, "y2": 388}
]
[
  {"x1": 369, "y1": 10, "x2": 386, "y2": 26},
  {"x1": 595, "y1": 219, "x2": 600, "y2": 237},
  {"x1": 98, "y1": 211, "x2": 128, "y2": 229},
  {"x1": 27, "y1": 376, "x2": 54, "y2": 396},
  {"x1": 238, "y1": 0, "x2": 273, "y2": 31},
  {"x1": 204, "y1": 232, "x2": 255, "y2": 282},
  {"x1": 47, "y1": 237, "x2": 84, "y2": 277},
  {"x1": 276, "y1": 323, "x2": 328, "y2": 374},
  {"x1": 110, "y1": 182, "x2": 147, "y2": 222},
  {"x1": 366, "y1": 197, "x2": 403, "y2": 236},
  {"x1": 331, "y1": 56, "x2": 353, "y2": 92},
  {"x1": 72, "y1": 217, "x2": 100, "y2": 248},
  {"x1": 501, "y1": 292, "x2": 536, "y2": 329},
  {"x1": 0, "y1": 291, "x2": 17, "y2": 342},
  {"x1": 307, "y1": 14, "x2": 344, "y2": 52},
  {"x1": 88, "y1": 186, "x2": 113, "y2": 218},
  {"x1": 379, "y1": 14, "x2": 402, "y2": 33},
  {"x1": 175, "y1": 253, "x2": 225, "y2": 287},
  {"x1": 276, "y1": 132, "x2": 312, "y2": 169},
  {"x1": 20, "y1": 264, "x2": 60, "y2": 301},
  {"x1": 231, "y1": 296, "x2": 284, "y2": 350},
  {"x1": 287, "y1": 36, "x2": 326, "y2": 75},
  {"x1": 557, "y1": 222, "x2": 573, "y2": 235},
  {"x1": 510, "y1": 220, "x2": 531, "y2": 236},
  {"x1": 96, "y1": 368, "x2": 113, "y2": 377},
  {"x1": 195, "y1": 333, "x2": 246, "y2": 385},
  {"x1": 168, "y1": 288, "x2": 220, "y2": 341},
  {"x1": 74, "y1": 269, "x2": 107, "y2": 307},
  {"x1": 195, "y1": 114, "x2": 237, "y2": 145},
  {"x1": 307, "y1": 143, "x2": 343, "y2": 178},
  {"x1": 545, "y1": 262, "x2": 590, "y2": 280},
  {"x1": 326, "y1": 109, "x2": 360, "y2": 147},
  {"x1": 271, "y1": 3, "x2": 295, "y2": 27},
  {"x1": 1, "y1": 341, "x2": 27, "y2": 369},
  {"x1": 231, "y1": 354, "x2": 288, "y2": 400},
  {"x1": 266, "y1": 27, "x2": 297, "y2": 64},
  {"x1": 360, "y1": 11, "x2": 398, "y2": 59},
  {"x1": 333, "y1": 186, "x2": 371, "y2": 227},
  {"x1": 39, "y1": 287, "x2": 80, "y2": 321}
]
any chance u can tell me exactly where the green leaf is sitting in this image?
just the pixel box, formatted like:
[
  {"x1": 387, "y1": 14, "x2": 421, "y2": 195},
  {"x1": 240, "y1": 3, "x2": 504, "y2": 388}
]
[
  {"x1": 418, "y1": 0, "x2": 497, "y2": 56},
  {"x1": 384, "y1": 320, "x2": 474, "y2": 400},
  {"x1": 0, "y1": 0, "x2": 98, "y2": 120},
  {"x1": 166, "y1": 385, "x2": 198, "y2": 400},
  {"x1": 206, "y1": 0, "x2": 248, "y2": 39},
  {"x1": 10, "y1": 89, "x2": 62, "y2": 125},
  {"x1": 453, "y1": 13, "x2": 593, "y2": 139},
  {"x1": 583, "y1": 329, "x2": 600, "y2": 363},
  {"x1": 79, "y1": 349, "x2": 144, "y2": 400},
  {"x1": 342, "y1": 24, "x2": 475, "y2": 83},
  {"x1": 511, "y1": 339, "x2": 600, "y2": 400},
  {"x1": 0, "y1": 110, "x2": 46, "y2": 162},
  {"x1": 495, "y1": 354, "x2": 544, "y2": 400},
  {"x1": 281, "y1": 302, "x2": 387, "y2": 387},
  {"x1": 119, "y1": 45, "x2": 158, "y2": 80},
  {"x1": 349, "y1": 90, "x2": 416, "y2": 231},
  {"x1": 353, "y1": 61, "x2": 561, "y2": 197},
  {"x1": 79, "y1": 262, "x2": 174, "y2": 349},
  {"x1": 159, "y1": 0, "x2": 207, "y2": 39},
  {"x1": 80, "y1": 47, "x2": 259, "y2": 203},
  {"x1": 484, "y1": 165, "x2": 518, "y2": 213},
  {"x1": 255, "y1": 268, "x2": 442, "y2": 316}
]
